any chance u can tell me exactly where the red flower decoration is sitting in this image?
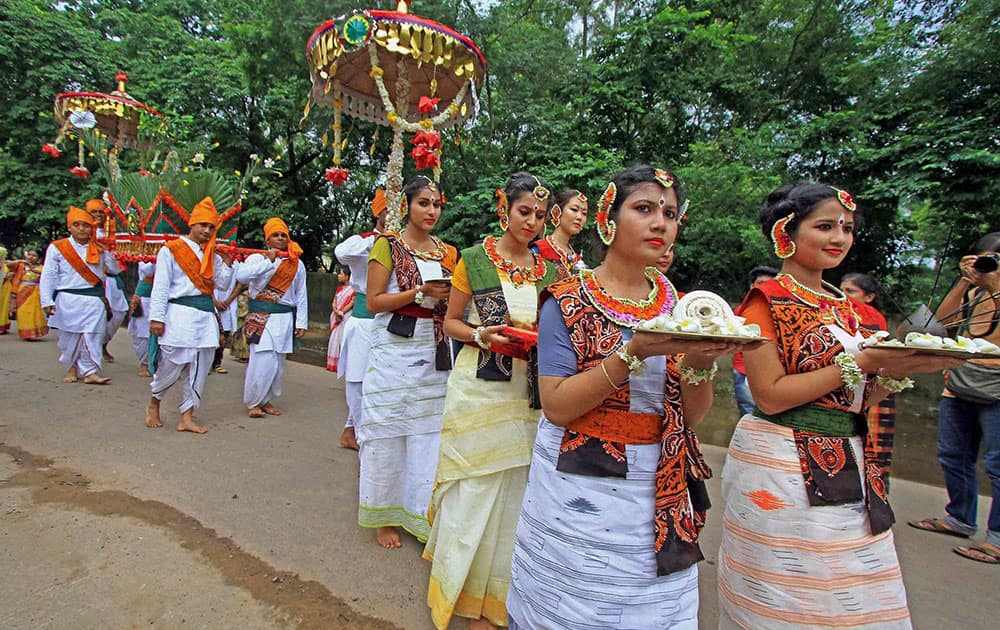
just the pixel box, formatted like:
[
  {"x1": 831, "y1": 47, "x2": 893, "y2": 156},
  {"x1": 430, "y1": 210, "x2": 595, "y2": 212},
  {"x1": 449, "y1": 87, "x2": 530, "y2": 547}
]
[
  {"x1": 324, "y1": 167, "x2": 350, "y2": 186},
  {"x1": 41, "y1": 143, "x2": 61, "y2": 158},
  {"x1": 139, "y1": 169, "x2": 153, "y2": 177},
  {"x1": 410, "y1": 145, "x2": 440, "y2": 170},
  {"x1": 836, "y1": 189, "x2": 856, "y2": 212},
  {"x1": 70, "y1": 166, "x2": 90, "y2": 178},
  {"x1": 418, "y1": 96, "x2": 440, "y2": 114},
  {"x1": 410, "y1": 131, "x2": 441, "y2": 150}
]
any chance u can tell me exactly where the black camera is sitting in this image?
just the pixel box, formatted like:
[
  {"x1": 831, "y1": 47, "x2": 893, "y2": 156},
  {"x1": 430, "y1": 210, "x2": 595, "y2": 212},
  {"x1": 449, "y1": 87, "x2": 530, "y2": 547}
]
[{"x1": 973, "y1": 253, "x2": 1000, "y2": 273}]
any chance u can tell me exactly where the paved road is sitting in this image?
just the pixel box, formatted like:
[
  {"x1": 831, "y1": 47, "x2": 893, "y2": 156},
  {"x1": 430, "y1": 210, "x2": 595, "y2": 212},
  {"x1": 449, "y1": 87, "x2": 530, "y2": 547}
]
[{"x1": 0, "y1": 331, "x2": 996, "y2": 628}]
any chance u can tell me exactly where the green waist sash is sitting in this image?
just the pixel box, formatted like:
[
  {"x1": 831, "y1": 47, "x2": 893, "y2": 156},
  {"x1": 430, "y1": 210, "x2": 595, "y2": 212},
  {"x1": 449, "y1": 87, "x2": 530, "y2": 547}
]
[
  {"x1": 351, "y1": 293, "x2": 373, "y2": 319},
  {"x1": 169, "y1": 294, "x2": 215, "y2": 313},
  {"x1": 248, "y1": 299, "x2": 294, "y2": 314},
  {"x1": 754, "y1": 405, "x2": 861, "y2": 437},
  {"x1": 135, "y1": 280, "x2": 153, "y2": 298},
  {"x1": 112, "y1": 274, "x2": 126, "y2": 293},
  {"x1": 56, "y1": 286, "x2": 104, "y2": 298}
]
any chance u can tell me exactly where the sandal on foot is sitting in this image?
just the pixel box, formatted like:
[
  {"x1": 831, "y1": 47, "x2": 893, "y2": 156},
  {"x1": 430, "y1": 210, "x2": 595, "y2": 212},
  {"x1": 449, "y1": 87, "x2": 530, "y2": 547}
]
[
  {"x1": 213, "y1": 366, "x2": 229, "y2": 374},
  {"x1": 953, "y1": 544, "x2": 1000, "y2": 564},
  {"x1": 907, "y1": 517, "x2": 971, "y2": 538}
]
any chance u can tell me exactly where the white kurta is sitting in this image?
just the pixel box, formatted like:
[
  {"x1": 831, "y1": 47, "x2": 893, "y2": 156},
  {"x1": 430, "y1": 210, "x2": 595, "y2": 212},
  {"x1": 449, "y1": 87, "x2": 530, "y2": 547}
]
[
  {"x1": 235, "y1": 254, "x2": 308, "y2": 353},
  {"x1": 214, "y1": 262, "x2": 239, "y2": 332},
  {"x1": 128, "y1": 261, "x2": 155, "y2": 363},
  {"x1": 148, "y1": 237, "x2": 232, "y2": 349},
  {"x1": 39, "y1": 240, "x2": 108, "y2": 334}
]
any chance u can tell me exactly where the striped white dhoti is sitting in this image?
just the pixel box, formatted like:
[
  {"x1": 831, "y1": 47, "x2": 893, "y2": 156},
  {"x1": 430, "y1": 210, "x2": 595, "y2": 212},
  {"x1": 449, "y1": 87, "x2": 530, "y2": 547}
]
[{"x1": 717, "y1": 416, "x2": 911, "y2": 629}]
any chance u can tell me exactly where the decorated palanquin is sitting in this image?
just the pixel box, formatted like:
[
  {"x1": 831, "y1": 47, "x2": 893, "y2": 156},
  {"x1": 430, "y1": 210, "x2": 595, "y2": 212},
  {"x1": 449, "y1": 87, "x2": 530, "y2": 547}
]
[
  {"x1": 303, "y1": 1, "x2": 485, "y2": 230},
  {"x1": 44, "y1": 73, "x2": 275, "y2": 263}
]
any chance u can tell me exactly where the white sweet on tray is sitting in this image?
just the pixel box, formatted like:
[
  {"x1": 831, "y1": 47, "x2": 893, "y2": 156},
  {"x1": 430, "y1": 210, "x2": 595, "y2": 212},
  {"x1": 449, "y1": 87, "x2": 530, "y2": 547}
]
[
  {"x1": 863, "y1": 331, "x2": 1000, "y2": 355},
  {"x1": 636, "y1": 291, "x2": 762, "y2": 338}
]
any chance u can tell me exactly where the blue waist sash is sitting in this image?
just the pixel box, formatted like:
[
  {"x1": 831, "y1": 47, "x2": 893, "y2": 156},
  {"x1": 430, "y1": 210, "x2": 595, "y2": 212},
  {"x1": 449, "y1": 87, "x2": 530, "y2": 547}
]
[{"x1": 351, "y1": 293, "x2": 373, "y2": 319}]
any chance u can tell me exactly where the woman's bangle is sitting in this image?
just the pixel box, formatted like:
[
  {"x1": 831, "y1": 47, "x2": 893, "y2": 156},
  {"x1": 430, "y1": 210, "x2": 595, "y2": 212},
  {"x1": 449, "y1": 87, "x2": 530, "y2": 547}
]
[
  {"x1": 876, "y1": 369, "x2": 914, "y2": 393},
  {"x1": 834, "y1": 352, "x2": 864, "y2": 388},
  {"x1": 678, "y1": 360, "x2": 718, "y2": 385},
  {"x1": 599, "y1": 359, "x2": 624, "y2": 390},
  {"x1": 616, "y1": 344, "x2": 645, "y2": 375},
  {"x1": 472, "y1": 326, "x2": 491, "y2": 350}
]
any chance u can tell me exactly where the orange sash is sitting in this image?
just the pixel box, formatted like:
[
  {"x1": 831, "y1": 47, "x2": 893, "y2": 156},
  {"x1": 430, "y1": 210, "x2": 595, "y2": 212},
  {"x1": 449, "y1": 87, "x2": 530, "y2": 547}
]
[
  {"x1": 166, "y1": 239, "x2": 214, "y2": 294},
  {"x1": 52, "y1": 239, "x2": 102, "y2": 286},
  {"x1": 266, "y1": 257, "x2": 298, "y2": 294},
  {"x1": 566, "y1": 408, "x2": 662, "y2": 445}
]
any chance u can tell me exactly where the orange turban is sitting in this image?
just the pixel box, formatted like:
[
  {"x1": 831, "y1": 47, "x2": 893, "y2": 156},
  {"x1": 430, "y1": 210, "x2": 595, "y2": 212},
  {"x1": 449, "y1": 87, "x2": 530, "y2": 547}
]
[
  {"x1": 85, "y1": 198, "x2": 106, "y2": 214},
  {"x1": 263, "y1": 217, "x2": 304, "y2": 262},
  {"x1": 66, "y1": 206, "x2": 101, "y2": 264},
  {"x1": 372, "y1": 189, "x2": 387, "y2": 217},
  {"x1": 188, "y1": 197, "x2": 220, "y2": 281}
]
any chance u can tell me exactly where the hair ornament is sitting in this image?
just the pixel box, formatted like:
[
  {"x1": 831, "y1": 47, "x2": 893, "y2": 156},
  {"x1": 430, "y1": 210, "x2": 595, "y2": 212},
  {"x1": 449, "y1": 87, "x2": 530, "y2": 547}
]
[
  {"x1": 654, "y1": 168, "x2": 674, "y2": 189},
  {"x1": 549, "y1": 203, "x2": 562, "y2": 227},
  {"x1": 596, "y1": 182, "x2": 617, "y2": 246},
  {"x1": 678, "y1": 199, "x2": 690, "y2": 222},
  {"x1": 496, "y1": 189, "x2": 509, "y2": 231},
  {"x1": 771, "y1": 212, "x2": 797, "y2": 259},
  {"x1": 833, "y1": 187, "x2": 856, "y2": 212},
  {"x1": 530, "y1": 175, "x2": 550, "y2": 202},
  {"x1": 398, "y1": 193, "x2": 409, "y2": 218}
]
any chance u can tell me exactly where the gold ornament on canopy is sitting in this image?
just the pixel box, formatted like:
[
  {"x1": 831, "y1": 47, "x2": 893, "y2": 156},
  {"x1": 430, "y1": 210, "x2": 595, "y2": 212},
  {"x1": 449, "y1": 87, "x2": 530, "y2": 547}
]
[{"x1": 304, "y1": 1, "x2": 486, "y2": 231}]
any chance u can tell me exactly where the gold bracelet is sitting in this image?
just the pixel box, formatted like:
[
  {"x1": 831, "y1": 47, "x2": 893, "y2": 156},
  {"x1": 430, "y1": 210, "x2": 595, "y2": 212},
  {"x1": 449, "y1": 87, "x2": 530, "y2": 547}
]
[{"x1": 599, "y1": 359, "x2": 624, "y2": 390}]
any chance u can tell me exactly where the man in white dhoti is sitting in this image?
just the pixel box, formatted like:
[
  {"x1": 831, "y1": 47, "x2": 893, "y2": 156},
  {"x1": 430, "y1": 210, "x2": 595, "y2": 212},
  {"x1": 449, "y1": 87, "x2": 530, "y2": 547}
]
[
  {"x1": 237, "y1": 217, "x2": 308, "y2": 418},
  {"x1": 333, "y1": 190, "x2": 386, "y2": 449},
  {"x1": 146, "y1": 198, "x2": 233, "y2": 434},
  {"x1": 128, "y1": 260, "x2": 156, "y2": 376},
  {"x1": 87, "y1": 199, "x2": 128, "y2": 362},
  {"x1": 39, "y1": 206, "x2": 114, "y2": 385}
]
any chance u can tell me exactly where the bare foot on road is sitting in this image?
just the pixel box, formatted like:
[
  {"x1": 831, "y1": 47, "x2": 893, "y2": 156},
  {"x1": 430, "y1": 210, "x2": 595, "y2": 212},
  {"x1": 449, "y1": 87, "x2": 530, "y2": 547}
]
[
  {"x1": 83, "y1": 374, "x2": 111, "y2": 385},
  {"x1": 339, "y1": 427, "x2": 359, "y2": 450},
  {"x1": 248, "y1": 407, "x2": 265, "y2": 418},
  {"x1": 261, "y1": 403, "x2": 282, "y2": 416},
  {"x1": 138, "y1": 363, "x2": 152, "y2": 377},
  {"x1": 469, "y1": 618, "x2": 498, "y2": 630},
  {"x1": 177, "y1": 410, "x2": 207, "y2": 434},
  {"x1": 103, "y1": 345, "x2": 115, "y2": 362},
  {"x1": 145, "y1": 401, "x2": 163, "y2": 428},
  {"x1": 376, "y1": 526, "x2": 401, "y2": 549},
  {"x1": 64, "y1": 367, "x2": 78, "y2": 383}
]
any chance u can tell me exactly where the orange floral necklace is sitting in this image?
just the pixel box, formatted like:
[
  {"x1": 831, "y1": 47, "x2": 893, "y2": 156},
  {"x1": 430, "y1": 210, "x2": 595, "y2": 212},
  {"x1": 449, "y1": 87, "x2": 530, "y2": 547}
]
[
  {"x1": 580, "y1": 267, "x2": 675, "y2": 328},
  {"x1": 483, "y1": 236, "x2": 547, "y2": 287},
  {"x1": 544, "y1": 235, "x2": 582, "y2": 269},
  {"x1": 777, "y1": 273, "x2": 860, "y2": 334}
]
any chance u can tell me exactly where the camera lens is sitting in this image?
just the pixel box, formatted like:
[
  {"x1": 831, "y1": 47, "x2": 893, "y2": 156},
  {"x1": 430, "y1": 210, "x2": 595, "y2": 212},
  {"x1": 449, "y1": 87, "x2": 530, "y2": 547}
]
[{"x1": 973, "y1": 255, "x2": 1000, "y2": 273}]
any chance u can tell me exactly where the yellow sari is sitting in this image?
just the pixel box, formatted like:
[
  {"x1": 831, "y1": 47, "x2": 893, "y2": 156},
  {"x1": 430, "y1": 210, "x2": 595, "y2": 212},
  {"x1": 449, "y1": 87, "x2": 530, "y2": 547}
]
[{"x1": 12, "y1": 262, "x2": 48, "y2": 339}]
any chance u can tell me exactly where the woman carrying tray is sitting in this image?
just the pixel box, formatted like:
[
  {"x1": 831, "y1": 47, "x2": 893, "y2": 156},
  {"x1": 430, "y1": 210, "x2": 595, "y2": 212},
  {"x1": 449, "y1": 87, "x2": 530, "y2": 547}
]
[
  {"x1": 507, "y1": 165, "x2": 741, "y2": 629},
  {"x1": 424, "y1": 173, "x2": 558, "y2": 630},
  {"x1": 717, "y1": 182, "x2": 964, "y2": 628}
]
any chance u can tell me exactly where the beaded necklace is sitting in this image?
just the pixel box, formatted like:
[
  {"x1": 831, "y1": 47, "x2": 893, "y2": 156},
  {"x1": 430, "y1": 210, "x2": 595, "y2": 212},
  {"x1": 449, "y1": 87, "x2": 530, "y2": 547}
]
[
  {"x1": 579, "y1": 267, "x2": 676, "y2": 328},
  {"x1": 482, "y1": 236, "x2": 547, "y2": 287},
  {"x1": 545, "y1": 235, "x2": 582, "y2": 269},
  {"x1": 777, "y1": 273, "x2": 860, "y2": 334},
  {"x1": 398, "y1": 232, "x2": 448, "y2": 261}
]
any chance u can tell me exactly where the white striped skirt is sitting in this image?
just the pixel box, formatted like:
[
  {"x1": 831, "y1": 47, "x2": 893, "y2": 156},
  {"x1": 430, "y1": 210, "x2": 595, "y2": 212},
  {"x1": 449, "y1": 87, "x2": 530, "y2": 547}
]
[{"x1": 717, "y1": 416, "x2": 912, "y2": 629}]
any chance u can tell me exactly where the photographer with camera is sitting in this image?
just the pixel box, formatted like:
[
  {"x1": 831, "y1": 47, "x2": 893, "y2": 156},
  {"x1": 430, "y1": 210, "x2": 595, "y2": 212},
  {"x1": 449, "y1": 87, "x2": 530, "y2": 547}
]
[{"x1": 910, "y1": 232, "x2": 1000, "y2": 564}]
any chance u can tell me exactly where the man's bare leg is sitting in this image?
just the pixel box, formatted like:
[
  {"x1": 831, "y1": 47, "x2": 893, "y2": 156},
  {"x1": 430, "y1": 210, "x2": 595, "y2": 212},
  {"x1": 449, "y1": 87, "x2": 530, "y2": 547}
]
[
  {"x1": 63, "y1": 366, "x2": 78, "y2": 383},
  {"x1": 103, "y1": 344, "x2": 115, "y2": 362},
  {"x1": 146, "y1": 398, "x2": 163, "y2": 428},
  {"x1": 261, "y1": 402, "x2": 282, "y2": 416},
  {"x1": 177, "y1": 408, "x2": 207, "y2": 434},
  {"x1": 339, "y1": 426, "x2": 359, "y2": 450},
  {"x1": 376, "y1": 526, "x2": 401, "y2": 549},
  {"x1": 83, "y1": 373, "x2": 111, "y2": 385},
  {"x1": 138, "y1": 363, "x2": 152, "y2": 377}
]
